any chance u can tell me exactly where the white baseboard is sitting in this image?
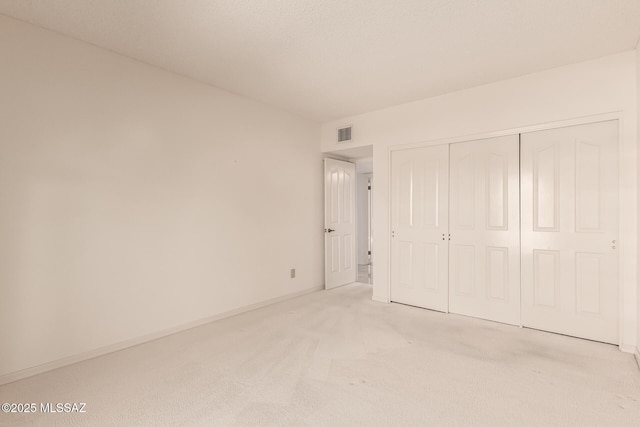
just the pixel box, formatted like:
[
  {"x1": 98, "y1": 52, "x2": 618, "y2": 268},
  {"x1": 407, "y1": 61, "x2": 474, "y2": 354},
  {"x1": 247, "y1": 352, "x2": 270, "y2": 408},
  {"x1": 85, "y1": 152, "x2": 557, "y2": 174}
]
[
  {"x1": 619, "y1": 344, "x2": 640, "y2": 370},
  {"x1": 0, "y1": 285, "x2": 323, "y2": 386},
  {"x1": 372, "y1": 294, "x2": 389, "y2": 303},
  {"x1": 620, "y1": 343, "x2": 636, "y2": 354}
]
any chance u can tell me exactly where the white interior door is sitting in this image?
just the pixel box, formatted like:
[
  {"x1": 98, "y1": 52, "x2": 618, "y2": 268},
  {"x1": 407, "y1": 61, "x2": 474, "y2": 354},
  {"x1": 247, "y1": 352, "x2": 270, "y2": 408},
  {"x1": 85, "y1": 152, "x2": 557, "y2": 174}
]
[
  {"x1": 324, "y1": 158, "x2": 356, "y2": 289},
  {"x1": 449, "y1": 135, "x2": 521, "y2": 325},
  {"x1": 521, "y1": 120, "x2": 619, "y2": 344},
  {"x1": 391, "y1": 145, "x2": 449, "y2": 311}
]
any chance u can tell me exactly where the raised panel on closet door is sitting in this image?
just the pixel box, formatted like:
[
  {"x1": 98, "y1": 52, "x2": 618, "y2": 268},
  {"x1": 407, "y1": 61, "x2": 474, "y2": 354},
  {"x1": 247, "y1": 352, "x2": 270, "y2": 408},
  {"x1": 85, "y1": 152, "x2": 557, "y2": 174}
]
[
  {"x1": 391, "y1": 144, "x2": 449, "y2": 312},
  {"x1": 449, "y1": 135, "x2": 520, "y2": 325},
  {"x1": 520, "y1": 120, "x2": 619, "y2": 344}
]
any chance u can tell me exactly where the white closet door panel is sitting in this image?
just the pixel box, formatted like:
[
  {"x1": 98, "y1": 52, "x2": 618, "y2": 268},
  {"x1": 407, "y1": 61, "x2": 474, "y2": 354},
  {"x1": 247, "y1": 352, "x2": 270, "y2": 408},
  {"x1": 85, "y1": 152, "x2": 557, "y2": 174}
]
[
  {"x1": 449, "y1": 135, "x2": 521, "y2": 325},
  {"x1": 391, "y1": 145, "x2": 449, "y2": 311},
  {"x1": 521, "y1": 120, "x2": 618, "y2": 344}
]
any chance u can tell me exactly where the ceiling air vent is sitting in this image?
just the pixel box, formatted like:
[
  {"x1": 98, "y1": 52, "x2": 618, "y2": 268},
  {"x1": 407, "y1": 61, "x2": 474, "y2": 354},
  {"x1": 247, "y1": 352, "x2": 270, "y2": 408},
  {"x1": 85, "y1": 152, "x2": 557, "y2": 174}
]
[{"x1": 337, "y1": 126, "x2": 352, "y2": 143}]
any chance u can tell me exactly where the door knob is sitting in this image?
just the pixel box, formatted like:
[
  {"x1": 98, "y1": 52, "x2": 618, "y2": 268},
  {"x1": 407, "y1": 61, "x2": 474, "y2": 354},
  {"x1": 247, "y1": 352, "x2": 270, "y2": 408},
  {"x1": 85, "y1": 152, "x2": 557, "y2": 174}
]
[{"x1": 325, "y1": 228, "x2": 335, "y2": 233}]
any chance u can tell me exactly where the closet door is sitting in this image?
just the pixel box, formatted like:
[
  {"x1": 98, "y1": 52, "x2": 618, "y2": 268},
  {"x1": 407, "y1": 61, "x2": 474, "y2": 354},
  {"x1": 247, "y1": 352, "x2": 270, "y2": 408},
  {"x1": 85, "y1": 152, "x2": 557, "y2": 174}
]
[
  {"x1": 391, "y1": 145, "x2": 449, "y2": 311},
  {"x1": 449, "y1": 135, "x2": 521, "y2": 325},
  {"x1": 521, "y1": 121, "x2": 619, "y2": 344}
]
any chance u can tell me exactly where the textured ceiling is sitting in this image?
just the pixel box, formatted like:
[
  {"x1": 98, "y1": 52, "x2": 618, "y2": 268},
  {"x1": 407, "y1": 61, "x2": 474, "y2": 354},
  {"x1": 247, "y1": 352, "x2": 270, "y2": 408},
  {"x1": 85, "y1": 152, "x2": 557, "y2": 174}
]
[{"x1": 1, "y1": 1, "x2": 640, "y2": 122}]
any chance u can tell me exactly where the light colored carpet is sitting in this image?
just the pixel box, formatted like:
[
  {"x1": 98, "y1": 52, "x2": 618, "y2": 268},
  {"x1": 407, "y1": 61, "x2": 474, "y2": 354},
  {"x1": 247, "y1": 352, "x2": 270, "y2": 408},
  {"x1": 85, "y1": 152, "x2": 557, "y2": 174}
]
[{"x1": 1, "y1": 283, "x2": 638, "y2": 426}]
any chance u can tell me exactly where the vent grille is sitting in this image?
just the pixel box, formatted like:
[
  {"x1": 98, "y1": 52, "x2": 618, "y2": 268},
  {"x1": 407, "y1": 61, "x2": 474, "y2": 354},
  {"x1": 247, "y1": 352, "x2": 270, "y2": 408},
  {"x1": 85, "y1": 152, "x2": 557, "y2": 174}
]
[{"x1": 337, "y1": 126, "x2": 352, "y2": 143}]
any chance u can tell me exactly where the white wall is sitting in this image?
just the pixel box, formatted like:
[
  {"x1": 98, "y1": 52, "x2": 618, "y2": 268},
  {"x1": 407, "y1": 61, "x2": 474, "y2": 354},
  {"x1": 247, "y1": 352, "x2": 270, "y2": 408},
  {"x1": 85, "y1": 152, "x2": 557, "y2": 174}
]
[
  {"x1": 0, "y1": 15, "x2": 323, "y2": 380},
  {"x1": 321, "y1": 52, "x2": 638, "y2": 351}
]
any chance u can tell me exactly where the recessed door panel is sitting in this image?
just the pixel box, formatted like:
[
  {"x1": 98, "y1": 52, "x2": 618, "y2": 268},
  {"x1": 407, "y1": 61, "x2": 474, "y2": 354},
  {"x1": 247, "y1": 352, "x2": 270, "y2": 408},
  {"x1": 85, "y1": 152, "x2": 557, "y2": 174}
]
[
  {"x1": 575, "y1": 142, "x2": 602, "y2": 232},
  {"x1": 533, "y1": 249, "x2": 559, "y2": 308},
  {"x1": 398, "y1": 241, "x2": 413, "y2": 288},
  {"x1": 487, "y1": 153, "x2": 508, "y2": 230},
  {"x1": 575, "y1": 252, "x2": 602, "y2": 314},
  {"x1": 421, "y1": 159, "x2": 441, "y2": 229},
  {"x1": 453, "y1": 244, "x2": 475, "y2": 296},
  {"x1": 421, "y1": 243, "x2": 440, "y2": 291},
  {"x1": 486, "y1": 247, "x2": 508, "y2": 300},
  {"x1": 533, "y1": 145, "x2": 559, "y2": 231},
  {"x1": 521, "y1": 120, "x2": 618, "y2": 344},
  {"x1": 391, "y1": 144, "x2": 449, "y2": 311},
  {"x1": 455, "y1": 154, "x2": 475, "y2": 229},
  {"x1": 397, "y1": 161, "x2": 413, "y2": 228},
  {"x1": 449, "y1": 135, "x2": 520, "y2": 325},
  {"x1": 330, "y1": 235, "x2": 341, "y2": 273}
]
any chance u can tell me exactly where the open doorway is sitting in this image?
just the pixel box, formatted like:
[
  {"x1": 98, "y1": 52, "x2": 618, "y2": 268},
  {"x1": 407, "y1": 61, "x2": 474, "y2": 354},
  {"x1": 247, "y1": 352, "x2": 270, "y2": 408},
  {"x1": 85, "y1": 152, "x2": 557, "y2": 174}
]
[{"x1": 356, "y1": 159, "x2": 373, "y2": 284}]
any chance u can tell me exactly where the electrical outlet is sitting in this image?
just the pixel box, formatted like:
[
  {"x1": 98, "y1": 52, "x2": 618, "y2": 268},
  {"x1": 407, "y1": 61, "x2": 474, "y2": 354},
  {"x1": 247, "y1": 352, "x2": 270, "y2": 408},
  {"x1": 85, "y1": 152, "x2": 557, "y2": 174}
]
[{"x1": 290, "y1": 268, "x2": 296, "y2": 278}]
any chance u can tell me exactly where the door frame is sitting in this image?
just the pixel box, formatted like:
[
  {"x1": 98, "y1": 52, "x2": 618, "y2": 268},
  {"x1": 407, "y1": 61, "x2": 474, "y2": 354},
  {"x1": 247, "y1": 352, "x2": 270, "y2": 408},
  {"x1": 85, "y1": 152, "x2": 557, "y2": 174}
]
[{"x1": 386, "y1": 112, "x2": 632, "y2": 351}]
